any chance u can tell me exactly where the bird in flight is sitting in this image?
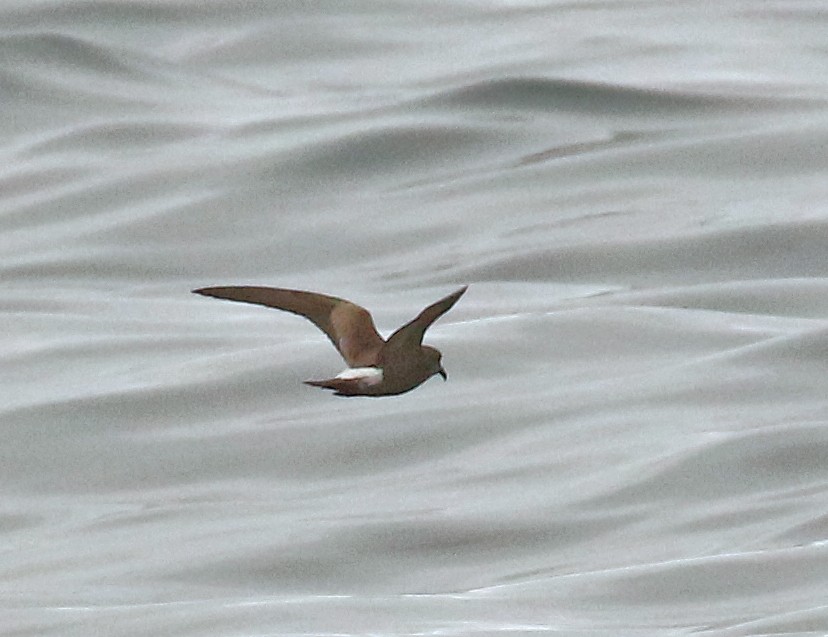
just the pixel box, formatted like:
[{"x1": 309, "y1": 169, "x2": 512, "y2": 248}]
[{"x1": 192, "y1": 285, "x2": 468, "y2": 397}]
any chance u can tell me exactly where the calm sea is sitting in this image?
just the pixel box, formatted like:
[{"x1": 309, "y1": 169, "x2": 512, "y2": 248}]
[{"x1": 2, "y1": 1, "x2": 828, "y2": 635}]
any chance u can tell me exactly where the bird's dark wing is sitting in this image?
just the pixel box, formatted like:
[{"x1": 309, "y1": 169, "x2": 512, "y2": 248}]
[
  {"x1": 193, "y1": 286, "x2": 384, "y2": 367},
  {"x1": 385, "y1": 286, "x2": 467, "y2": 351}
]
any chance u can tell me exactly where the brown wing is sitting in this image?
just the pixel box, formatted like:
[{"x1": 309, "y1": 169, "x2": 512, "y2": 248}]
[
  {"x1": 385, "y1": 286, "x2": 467, "y2": 351},
  {"x1": 193, "y1": 286, "x2": 384, "y2": 367}
]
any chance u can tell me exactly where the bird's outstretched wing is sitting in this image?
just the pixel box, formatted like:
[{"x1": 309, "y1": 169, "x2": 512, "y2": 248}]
[
  {"x1": 385, "y1": 286, "x2": 467, "y2": 351},
  {"x1": 193, "y1": 286, "x2": 384, "y2": 367}
]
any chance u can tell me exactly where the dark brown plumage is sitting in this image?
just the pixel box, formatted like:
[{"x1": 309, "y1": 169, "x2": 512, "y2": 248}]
[{"x1": 193, "y1": 285, "x2": 467, "y2": 396}]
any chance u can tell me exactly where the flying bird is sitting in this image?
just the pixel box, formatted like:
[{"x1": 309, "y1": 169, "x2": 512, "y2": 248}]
[{"x1": 192, "y1": 285, "x2": 468, "y2": 396}]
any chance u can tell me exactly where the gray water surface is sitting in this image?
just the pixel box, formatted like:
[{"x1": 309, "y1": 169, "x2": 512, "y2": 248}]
[{"x1": 2, "y1": 2, "x2": 828, "y2": 635}]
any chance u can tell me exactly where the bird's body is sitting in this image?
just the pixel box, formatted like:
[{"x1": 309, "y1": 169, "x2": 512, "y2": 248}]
[{"x1": 193, "y1": 285, "x2": 467, "y2": 396}]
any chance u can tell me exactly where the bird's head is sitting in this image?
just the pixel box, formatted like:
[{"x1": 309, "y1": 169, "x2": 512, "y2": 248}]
[{"x1": 422, "y1": 345, "x2": 447, "y2": 381}]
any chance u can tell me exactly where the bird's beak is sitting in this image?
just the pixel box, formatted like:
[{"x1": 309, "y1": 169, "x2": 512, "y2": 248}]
[{"x1": 438, "y1": 368, "x2": 447, "y2": 381}]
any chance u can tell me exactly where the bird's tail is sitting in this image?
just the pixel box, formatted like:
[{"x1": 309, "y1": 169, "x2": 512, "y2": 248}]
[{"x1": 304, "y1": 378, "x2": 362, "y2": 397}]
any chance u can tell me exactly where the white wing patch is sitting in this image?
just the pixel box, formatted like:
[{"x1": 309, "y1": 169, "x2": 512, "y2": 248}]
[{"x1": 336, "y1": 367, "x2": 383, "y2": 385}]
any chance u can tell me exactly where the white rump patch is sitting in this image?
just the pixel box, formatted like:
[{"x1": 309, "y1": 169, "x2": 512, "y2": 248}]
[{"x1": 336, "y1": 367, "x2": 383, "y2": 385}]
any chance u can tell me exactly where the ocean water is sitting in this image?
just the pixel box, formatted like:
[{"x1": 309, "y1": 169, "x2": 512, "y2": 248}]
[{"x1": 2, "y1": 1, "x2": 828, "y2": 635}]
